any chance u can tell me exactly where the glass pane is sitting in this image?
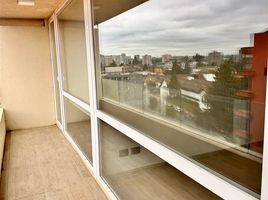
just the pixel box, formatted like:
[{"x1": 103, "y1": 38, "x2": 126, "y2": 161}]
[
  {"x1": 49, "y1": 21, "x2": 62, "y2": 124},
  {"x1": 64, "y1": 97, "x2": 92, "y2": 162},
  {"x1": 93, "y1": 0, "x2": 267, "y2": 195},
  {"x1": 58, "y1": 0, "x2": 90, "y2": 103},
  {"x1": 100, "y1": 121, "x2": 221, "y2": 200}
]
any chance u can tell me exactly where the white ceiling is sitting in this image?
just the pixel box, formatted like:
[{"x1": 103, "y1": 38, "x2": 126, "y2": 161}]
[{"x1": 0, "y1": 0, "x2": 63, "y2": 19}]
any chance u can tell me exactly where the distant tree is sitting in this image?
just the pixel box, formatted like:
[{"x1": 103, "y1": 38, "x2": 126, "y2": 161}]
[
  {"x1": 169, "y1": 73, "x2": 180, "y2": 89},
  {"x1": 211, "y1": 59, "x2": 239, "y2": 91},
  {"x1": 133, "y1": 57, "x2": 139, "y2": 65},
  {"x1": 183, "y1": 63, "x2": 191, "y2": 74},
  {"x1": 152, "y1": 57, "x2": 162, "y2": 64},
  {"x1": 107, "y1": 60, "x2": 117, "y2": 67},
  {"x1": 171, "y1": 61, "x2": 182, "y2": 74},
  {"x1": 180, "y1": 56, "x2": 191, "y2": 74},
  {"x1": 203, "y1": 59, "x2": 239, "y2": 137},
  {"x1": 197, "y1": 62, "x2": 206, "y2": 68},
  {"x1": 193, "y1": 53, "x2": 205, "y2": 62},
  {"x1": 231, "y1": 56, "x2": 251, "y2": 70},
  {"x1": 182, "y1": 56, "x2": 190, "y2": 63},
  {"x1": 143, "y1": 64, "x2": 148, "y2": 71}
]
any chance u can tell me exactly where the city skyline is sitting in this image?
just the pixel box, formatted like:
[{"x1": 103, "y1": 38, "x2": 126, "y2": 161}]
[
  {"x1": 98, "y1": 0, "x2": 267, "y2": 56},
  {"x1": 100, "y1": 50, "x2": 227, "y2": 58}
]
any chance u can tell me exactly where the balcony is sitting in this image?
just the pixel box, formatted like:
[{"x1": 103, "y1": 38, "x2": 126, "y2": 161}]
[
  {"x1": 235, "y1": 90, "x2": 254, "y2": 98},
  {"x1": 0, "y1": 0, "x2": 267, "y2": 199},
  {"x1": 236, "y1": 69, "x2": 255, "y2": 77},
  {"x1": 0, "y1": 124, "x2": 225, "y2": 200},
  {"x1": 234, "y1": 109, "x2": 251, "y2": 118},
  {"x1": 240, "y1": 47, "x2": 254, "y2": 55},
  {"x1": 0, "y1": 125, "x2": 107, "y2": 200}
]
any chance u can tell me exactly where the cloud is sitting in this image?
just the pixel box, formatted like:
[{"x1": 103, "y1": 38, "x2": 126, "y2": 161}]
[{"x1": 97, "y1": 0, "x2": 267, "y2": 57}]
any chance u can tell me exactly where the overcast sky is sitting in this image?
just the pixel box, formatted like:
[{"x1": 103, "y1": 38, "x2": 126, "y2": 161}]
[{"x1": 98, "y1": 0, "x2": 267, "y2": 57}]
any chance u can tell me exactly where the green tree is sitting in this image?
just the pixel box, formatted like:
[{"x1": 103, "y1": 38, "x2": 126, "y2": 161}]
[
  {"x1": 107, "y1": 60, "x2": 117, "y2": 67},
  {"x1": 197, "y1": 62, "x2": 205, "y2": 68},
  {"x1": 193, "y1": 53, "x2": 204, "y2": 62},
  {"x1": 169, "y1": 73, "x2": 180, "y2": 89},
  {"x1": 200, "y1": 59, "x2": 239, "y2": 137},
  {"x1": 171, "y1": 60, "x2": 182, "y2": 74},
  {"x1": 183, "y1": 63, "x2": 191, "y2": 74},
  {"x1": 143, "y1": 64, "x2": 148, "y2": 71},
  {"x1": 133, "y1": 57, "x2": 139, "y2": 65},
  {"x1": 182, "y1": 56, "x2": 190, "y2": 63}
]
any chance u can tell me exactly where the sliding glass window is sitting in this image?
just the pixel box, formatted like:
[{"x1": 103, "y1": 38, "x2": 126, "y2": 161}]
[
  {"x1": 64, "y1": 97, "x2": 92, "y2": 162},
  {"x1": 92, "y1": 0, "x2": 267, "y2": 196},
  {"x1": 58, "y1": 0, "x2": 90, "y2": 104}
]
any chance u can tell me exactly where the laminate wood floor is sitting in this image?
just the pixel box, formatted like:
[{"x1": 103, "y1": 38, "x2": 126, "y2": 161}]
[
  {"x1": 0, "y1": 125, "x2": 107, "y2": 200},
  {"x1": 193, "y1": 149, "x2": 262, "y2": 194},
  {"x1": 105, "y1": 163, "x2": 222, "y2": 200}
]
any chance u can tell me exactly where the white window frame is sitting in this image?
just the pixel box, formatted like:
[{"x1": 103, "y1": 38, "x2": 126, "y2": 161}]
[
  {"x1": 48, "y1": 0, "x2": 268, "y2": 199},
  {"x1": 48, "y1": 15, "x2": 64, "y2": 131},
  {"x1": 49, "y1": 0, "x2": 95, "y2": 171}
]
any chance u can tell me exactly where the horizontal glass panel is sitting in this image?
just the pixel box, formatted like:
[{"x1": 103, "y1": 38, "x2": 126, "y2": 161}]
[
  {"x1": 93, "y1": 0, "x2": 267, "y2": 195},
  {"x1": 64, "y1": 97, "x2": 92, "y2": 162},
  {"x1": 58, "y1": 0, "x2": 90, "y2": 104},
  {"x1": 100, "y1": 121, "x2": 221, "y2": 200},
  {"x1": 100, "y1": 100, "x2": 263, "y2": 195}
]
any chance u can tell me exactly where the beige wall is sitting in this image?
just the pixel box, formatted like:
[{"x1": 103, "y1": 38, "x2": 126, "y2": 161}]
[
  {"x1": 0, "y1": 25, "x2": 55, "y2": 130},
  {"x1": 101, "y1": 123, "x2": 163, "y2": 175},
  {"x1": 0, "y1": 108, "x2": 6, "y2": 175}
]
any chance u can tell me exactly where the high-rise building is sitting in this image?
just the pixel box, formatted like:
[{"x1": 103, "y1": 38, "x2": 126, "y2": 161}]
[
  {"x1": 134, "y1": 55, "x2": 140, "y2": 61},
  {"x1": 162, "y1": 54, "x2": 172, "y2": 63},
  {"x1": 120, "y1": 53, "x2": 127, "y2": 64},
  {"x1": 208, "y1": 51, "x2": 223, "y2": 66},
  {"x1": 104, "y1": 55, "x2": 114, "y2": 66},
  {"x1": 142, "y1": 54, "x2": 152, "y2": 66},
  {"x1": 113, "y1": 55, "x2": 121, "y2": 65}
]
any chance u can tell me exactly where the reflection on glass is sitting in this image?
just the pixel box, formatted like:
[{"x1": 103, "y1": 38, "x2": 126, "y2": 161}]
[
  {"x1": 64, "y1": 98, "x2": 92, "y2": 162},
  {"x1": 49, "y1": 21, "x2": 62, "y2": 124},
  {"x1": 100, "y1": 121, "x2": 221, "y2": 200},
  {"x1": 58, "y1": 0, "x2": 89, "y2": 103},
  {"x1": 93, "y1": 0, "x2": 267, "y2": 195}
]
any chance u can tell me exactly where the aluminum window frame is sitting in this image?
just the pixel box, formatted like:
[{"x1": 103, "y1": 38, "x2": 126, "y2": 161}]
[
  {"x1": 48, "y1": 15, "x2": 64, "y2": 131},
  {"x1": 48, "y1": 18, "x2": 62, "y2": 127},
  {"x1": 48, "y1": 0, "x2": 268, "y2": 199}
]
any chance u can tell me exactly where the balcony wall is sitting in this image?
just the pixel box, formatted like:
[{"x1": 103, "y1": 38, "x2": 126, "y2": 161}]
[
  {"x1": 0, "y1": 24, "x2": 55, "y2": 130},
  {"x1": 0, "y1": 108, "x2": 5, "y2": 175}
]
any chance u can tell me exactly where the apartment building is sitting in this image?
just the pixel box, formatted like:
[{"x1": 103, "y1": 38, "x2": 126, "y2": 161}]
[
  {"x1": 0, "y1": 0, "x2": 267, "y2": 200},
  {"x1": 235, "y1": 31, "x2": 268, "y2": 153}
]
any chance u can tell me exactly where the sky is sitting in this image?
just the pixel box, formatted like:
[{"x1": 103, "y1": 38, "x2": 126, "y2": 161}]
[{"x1": 97, "y1": 0, "x2": 267, "y2": 57}]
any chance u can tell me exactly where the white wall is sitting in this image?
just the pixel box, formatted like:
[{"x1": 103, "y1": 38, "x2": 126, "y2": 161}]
[{"x1": 0, "y1": 25, "x2": 55, "y2": 130}]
